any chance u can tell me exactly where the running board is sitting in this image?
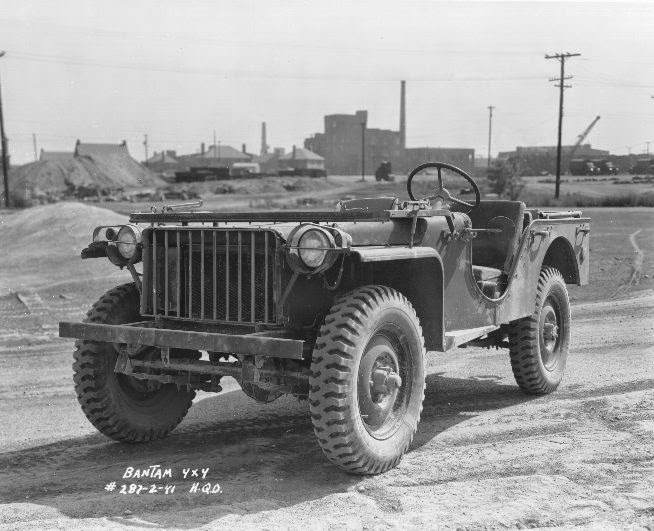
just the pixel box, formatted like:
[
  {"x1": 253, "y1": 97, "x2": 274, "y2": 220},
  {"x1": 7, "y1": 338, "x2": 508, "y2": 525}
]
[{"x1": 444, "y1": 325, "x2": 500, "y2": 350}]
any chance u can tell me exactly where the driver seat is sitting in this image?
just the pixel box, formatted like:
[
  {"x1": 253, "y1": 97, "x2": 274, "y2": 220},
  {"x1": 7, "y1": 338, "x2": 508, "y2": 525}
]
[
  {"x1": 454, "y1": 200, "x2": 525, "y2": 272},
  {"x1": 453, "y1": 200, "x2": 526, "y2": 297}
]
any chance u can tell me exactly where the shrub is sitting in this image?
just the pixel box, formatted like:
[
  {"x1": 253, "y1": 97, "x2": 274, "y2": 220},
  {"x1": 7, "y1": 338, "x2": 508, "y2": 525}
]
[{"x1": 486, "y1": 158, "x2": 525, "y2": 200}]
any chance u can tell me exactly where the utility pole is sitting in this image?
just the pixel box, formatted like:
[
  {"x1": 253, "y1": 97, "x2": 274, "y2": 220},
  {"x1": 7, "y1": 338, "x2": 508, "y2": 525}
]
[
  {"x1": 32, "y1": 133, "x2": 38, "y2": 162},
  {"x1": 213, "y1": 129, "x2": 217, "y2": 166},
  {"x1": 143, "y1": 134, "x2": 148, "y2": 166},
  {"x1": 360, "y1": 120, "x2": 366, "y2": 182},
  {"x1": 0, "y1": 51, "x2": 9, "y2": 208},
  {"x1": 487, "y1": 105, "x2": 494, "y2": 168},
  {"x1": 546, "y1": 51, "x2": 580, "y2": 199}
]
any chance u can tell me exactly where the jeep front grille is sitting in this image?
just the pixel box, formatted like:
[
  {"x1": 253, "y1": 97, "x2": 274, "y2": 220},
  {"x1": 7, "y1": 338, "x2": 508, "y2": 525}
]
[{"x1": 141, "y1": 228, "x2": 279, "y2": 324}]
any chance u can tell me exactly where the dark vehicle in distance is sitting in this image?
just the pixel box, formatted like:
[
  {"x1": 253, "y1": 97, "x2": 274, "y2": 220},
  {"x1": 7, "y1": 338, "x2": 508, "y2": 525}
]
[
  {"x1": 630, "y1": 158, "x2": 654, "y2": 175},
  {"x1": 592, "y1": 159, "x2": 619, "y2": 175},
  {"x1": 569, "y1": 158, "x2": 600, "y2": 176},
  {"x1": 375, "y1": 161, "x2": 395, "y2": 182},
  {"x1": 60, "y1": 162, "x2": 590, "y2": 475}
]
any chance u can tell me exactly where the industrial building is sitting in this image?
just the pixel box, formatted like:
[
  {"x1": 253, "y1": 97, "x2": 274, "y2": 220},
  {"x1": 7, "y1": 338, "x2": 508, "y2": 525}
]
[
  {"x1": 498, "y1": 144, "x2": 610, "y2": 175},
  {"x1": 304, "y1": 81, "x2": 475, "y2": 175},
  {"x1": 304, "y1": 110, "x2": 403, "y2": 175}
]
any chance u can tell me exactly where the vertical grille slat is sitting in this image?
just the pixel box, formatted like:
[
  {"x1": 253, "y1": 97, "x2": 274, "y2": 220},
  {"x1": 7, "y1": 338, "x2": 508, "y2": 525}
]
[
  {"x1": 264, "y1": 232, "x2": 269, "y2": 322},
  {"x1": 212, "y1": 231, "x2": 217, "y2": 321},
  {"x1": 176, "y1": 233, "x2": 181, "y2": 317},
  {"x1": 152, "y1": 231, "x2": 157, "y2": 316},
  {"x1": 225, "y1": 231, "x2": 230, "y2": 321},
  {"x1": 164, "y1": 231, "x2": 169, "y2": 316},
  {"x1": 188, "y1": 230, "x2": 193, "y2": 318},
  {"x1": 200, "y1": 230, "x2": 205, "y2": 319},
  {"x1": 250, "y1": 233, "x2": 256, "y2": 323},
  {"x1": 145, "y1": 228, "x2": 277, "y2": 324},
  {"x1": 237, "y1": 232, "x2": 242, "y2": 322}
]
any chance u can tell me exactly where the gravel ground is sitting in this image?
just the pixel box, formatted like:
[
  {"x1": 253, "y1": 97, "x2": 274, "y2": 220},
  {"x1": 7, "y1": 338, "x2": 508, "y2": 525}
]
[
  {"x1": 0, "y1": 290, "x2": 652, "y2": 529},
  {"x1": 0, "y1": 203, "x2": 652, "y2": 529}
]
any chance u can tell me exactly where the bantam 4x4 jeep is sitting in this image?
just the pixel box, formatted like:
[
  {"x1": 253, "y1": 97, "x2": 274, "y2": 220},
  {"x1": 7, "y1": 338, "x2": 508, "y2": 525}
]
[{"x1": 60, "y1": 162, "x2": 590, "y2": 474}]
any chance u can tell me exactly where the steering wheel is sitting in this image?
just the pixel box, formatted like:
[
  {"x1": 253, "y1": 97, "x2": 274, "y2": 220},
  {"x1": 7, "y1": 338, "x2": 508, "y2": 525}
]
[{"x1": 406, "y1": 162, "x2": 480, "y2": 211}]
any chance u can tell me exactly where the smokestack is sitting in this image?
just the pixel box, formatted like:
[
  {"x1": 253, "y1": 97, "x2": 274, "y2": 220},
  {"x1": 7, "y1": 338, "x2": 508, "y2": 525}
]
[
  {"x1": 201, "y1": 142, "x2": 205, "y2": 155},
  {"x1": 292, "y1": 145, "x2": 296, "y2": 159},
  {"x1": 399, "y1": 80, "x2": 406, "y2": 149},
  {"x1": 242, "y1": 143, "x2": 247, "y2": 154},
  {"x1": 261, "y1": 122, "x2": 268, "y2": 155}
]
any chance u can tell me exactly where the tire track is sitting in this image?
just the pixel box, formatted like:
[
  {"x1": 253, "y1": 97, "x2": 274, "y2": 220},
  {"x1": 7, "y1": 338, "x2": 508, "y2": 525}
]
[{"x1": 611, "y1": 229, "x2": 645, "y2": 298}]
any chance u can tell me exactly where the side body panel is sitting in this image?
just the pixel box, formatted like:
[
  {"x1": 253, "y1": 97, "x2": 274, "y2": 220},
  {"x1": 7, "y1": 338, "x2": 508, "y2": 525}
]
[
  {"x1": 439, "y1": 217, "x2": 590, "y2": 332},
  {"x1": 349, "y1": 213, "x2": 589, "y2": 351}
]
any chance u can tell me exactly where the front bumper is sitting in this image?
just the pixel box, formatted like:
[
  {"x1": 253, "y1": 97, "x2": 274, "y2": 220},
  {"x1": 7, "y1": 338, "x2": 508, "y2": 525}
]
[{"x1": 59, "y1": 321, "x2": 305, "y2": 359}]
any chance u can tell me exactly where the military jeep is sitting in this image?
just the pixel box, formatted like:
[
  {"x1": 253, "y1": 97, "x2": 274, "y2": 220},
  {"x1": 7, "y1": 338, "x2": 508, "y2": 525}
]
[{"x1": 60, "y1": 162, "x2": 590, "y2": 475}]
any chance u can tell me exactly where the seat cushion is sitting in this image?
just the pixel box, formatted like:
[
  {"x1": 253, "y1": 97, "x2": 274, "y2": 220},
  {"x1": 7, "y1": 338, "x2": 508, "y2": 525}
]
[{"x1": 472, "y1": 265, "x2": 502, "y2": 282}]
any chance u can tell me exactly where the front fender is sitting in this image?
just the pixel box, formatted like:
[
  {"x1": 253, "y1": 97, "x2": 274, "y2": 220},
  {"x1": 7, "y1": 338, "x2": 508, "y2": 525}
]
[{"x1": 350, "y1": 246, "x2": 445, "y2": 351}]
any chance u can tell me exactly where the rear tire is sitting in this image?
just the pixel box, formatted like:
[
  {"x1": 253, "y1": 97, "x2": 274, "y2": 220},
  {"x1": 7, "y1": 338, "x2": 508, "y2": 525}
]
[
  {"x1": 508, "y1": 267, "x2": 570, "y2": 394},
  {"x1": 73, "y1": 283, "x2": 195, "y2": 442},
  {"x1": 309, "y1": 286, "x2": 425, "y2": 475}
]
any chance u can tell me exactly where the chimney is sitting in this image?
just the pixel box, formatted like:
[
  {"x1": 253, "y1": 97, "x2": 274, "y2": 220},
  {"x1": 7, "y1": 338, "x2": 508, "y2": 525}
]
[
  {"x1": 399, "y1": 80, "x2": 406, "y2": 149},
  {"x1": 242, "y1": 143, "x2": 247, "y2": 154},
  {"x1": 261, "y1": 122, "x2": 268, "y2": 155},
  {"x1": 292, "y1": 145, "x2": 296, "y2": 159},
  {"x1": 201, "y1": 142, "x2": 205, "y2": 155}
]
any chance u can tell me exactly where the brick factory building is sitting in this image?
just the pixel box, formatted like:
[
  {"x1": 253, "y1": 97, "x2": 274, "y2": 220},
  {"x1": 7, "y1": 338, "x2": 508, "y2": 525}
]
[
  {"x1": 304, "y1": 110, "x2": 402, "y2": 175},
  {"x1": 304, "y1": 81, "x2": 475, "y2": 175}
]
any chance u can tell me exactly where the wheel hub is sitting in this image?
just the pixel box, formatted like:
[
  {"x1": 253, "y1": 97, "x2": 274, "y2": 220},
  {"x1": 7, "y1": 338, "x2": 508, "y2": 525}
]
[
  {"x1": 540, "y1": 303, "x2": 560, "y2": 367},
  {"x1": 370, "y1": 366, "x2": 403, "y2": 401},
  {"x1": 357, "y1": 332, "x2": 410, "y2": 438}
]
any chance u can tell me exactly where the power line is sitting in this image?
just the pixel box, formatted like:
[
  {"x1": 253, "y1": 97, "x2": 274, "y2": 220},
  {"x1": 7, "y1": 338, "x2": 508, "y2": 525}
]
[
  {"x1": 6, "y1": 51, "x2": 548, "y2": 84},
  {"x1": 546, "y1": 51, "x2": 581, "y2": 199},
  {"x1": 0, "y1": 17, "x2": 544, "y2": 57}
]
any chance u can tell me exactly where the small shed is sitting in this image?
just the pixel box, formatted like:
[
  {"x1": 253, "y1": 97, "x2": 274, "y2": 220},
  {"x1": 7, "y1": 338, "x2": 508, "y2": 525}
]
[
  {"x1": 186, "y1": 145, "x2": 252, "y2": 168},
  {"x1": 280, "y1": 147, "x2": 325, "y2": 171},
  {"x1": 146, "y1": 150, "x2": 179, "y2": 172}
]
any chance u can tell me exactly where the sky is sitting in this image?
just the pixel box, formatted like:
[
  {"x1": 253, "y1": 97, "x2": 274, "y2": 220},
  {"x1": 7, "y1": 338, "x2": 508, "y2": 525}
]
[{"x1": 0, "y1": 0, "x2": 653, "y2": 164}]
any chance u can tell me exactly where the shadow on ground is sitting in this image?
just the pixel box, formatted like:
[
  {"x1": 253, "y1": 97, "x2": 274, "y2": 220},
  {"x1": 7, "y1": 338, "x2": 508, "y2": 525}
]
[{"x1": 0, "y1": 373, "x2": 533, "y2": 527}]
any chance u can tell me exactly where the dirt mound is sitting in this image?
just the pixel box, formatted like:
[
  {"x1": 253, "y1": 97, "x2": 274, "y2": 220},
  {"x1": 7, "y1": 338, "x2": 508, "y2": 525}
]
[
  {"x1": 10, "y1": 154, "x2": 163, "y2": 204},
  {"x1": 0, "y1": 203, "x2": 127, "y2": 293},
  {"x1": 0, "y1": 202, "x2": 125, "y2": 257}
]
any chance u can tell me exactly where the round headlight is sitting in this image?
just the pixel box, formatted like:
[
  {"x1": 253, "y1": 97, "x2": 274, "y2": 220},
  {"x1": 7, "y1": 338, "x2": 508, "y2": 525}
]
[
  {"x1": 116, "y1": 225, "x2": 142, "y2": 261},
  {"x1": 298, "y1": 229, "x2": 330, "y2": 268}
]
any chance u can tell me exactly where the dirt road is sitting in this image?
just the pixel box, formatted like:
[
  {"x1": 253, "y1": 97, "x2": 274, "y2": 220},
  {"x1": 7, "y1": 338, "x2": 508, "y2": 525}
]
[{"x1": 1, "y1": 289, "x2": 652, "y2": 529}]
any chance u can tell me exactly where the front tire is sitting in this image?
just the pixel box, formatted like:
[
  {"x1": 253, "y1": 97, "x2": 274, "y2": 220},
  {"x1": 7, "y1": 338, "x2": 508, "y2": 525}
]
[
  {"x1": 309, "y1": 286, "x2": 425, "y2": 475},
  {"x1": 508, "y1": 267, "x2": 571, "y2": 394},
  {"x1": 73, "y1": 283, "x2": 196, "y2": 442}
]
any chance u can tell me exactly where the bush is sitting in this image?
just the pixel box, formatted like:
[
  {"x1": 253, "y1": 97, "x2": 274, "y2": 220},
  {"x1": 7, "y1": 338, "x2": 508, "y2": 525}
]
[{"x1": 486, "y1": 158, "x2": 525, "y2": 200}]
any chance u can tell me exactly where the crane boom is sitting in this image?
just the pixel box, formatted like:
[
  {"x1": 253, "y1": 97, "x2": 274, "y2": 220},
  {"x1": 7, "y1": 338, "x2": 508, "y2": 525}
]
[{"x1": 569, "y1": 115, "x2": 601, "y2": 159}]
